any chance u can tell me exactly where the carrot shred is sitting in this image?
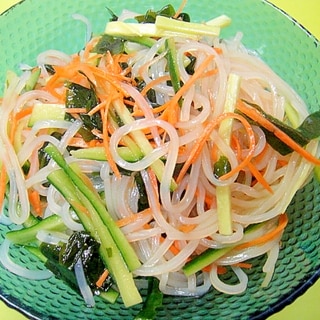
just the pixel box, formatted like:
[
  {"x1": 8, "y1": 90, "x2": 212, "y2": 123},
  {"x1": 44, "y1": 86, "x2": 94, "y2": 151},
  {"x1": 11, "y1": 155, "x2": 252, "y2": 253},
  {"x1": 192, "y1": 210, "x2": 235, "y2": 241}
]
[
  {"x1": 233, "y1": 262, "x2": 252, "y2": 269},
  {"x1": 140, "y1": 75, "x2": 171, "y2": 97},
  {"x1": 179, "y1": 224, "x2": 196, "y2": 233},
  {"x1": 201, "y1": 68, "x2": 218, "y2": 78},
  {"x1": 15, "y1": 106, "x2": 33, "y2": 121},
  {"x1": 169, "y1": 242, "x2": 181, "y2": 256},
  {"x1": 95, "y1": 269, "x2": 109, "y2": 288},
  {"x1": 277, "y1": 159, "x2": 288, "y2": 167},
  {"x1": 159, "y1": 236, "x2": 182, "y2": 256},
  {"x1": 101, "y1": 100, "x2": 121, "y2": 178},
  {"x1": 235, "y1": 213, "x2": 288, "y2": 250},
  {"x1": 214, "y1": 47, "x2": 223, "y2": 55},
  {"x1": 8, "y1": 113, "x2": 17, "y2": 144},
  {"x1": 202, "y1": 264, "x2": 227, "y2": 274},
  {"x1": 65, "y1": 108, "x2": 87, "y2": 114},
  {"x1": 177, "y1": 112, "x2": 255, "y2": 183},
  {"x1": 237, "y1": 100, "x2": 320, "y2": 166},
  {"x1": 116, "y1": 208, "x2": 152, "y2": 228},
  {"x1": 173, "y1": 0, "x2": 188, "y2": 19},
  {"x1": 230, "y1": 133, "x2": 242, "y2": 161},
  {"x1": 28, "y1": 189, "x2": 42, "y2": 217},
  {"x1": 161, "y1": 55, "x2": 214, "y2": 124},
  {"x1": 148, "y1": 167, "x2": 159, "y2": 199},
  {"x1": 247, "y1": 161, "x2": 273, "y2": 193}
]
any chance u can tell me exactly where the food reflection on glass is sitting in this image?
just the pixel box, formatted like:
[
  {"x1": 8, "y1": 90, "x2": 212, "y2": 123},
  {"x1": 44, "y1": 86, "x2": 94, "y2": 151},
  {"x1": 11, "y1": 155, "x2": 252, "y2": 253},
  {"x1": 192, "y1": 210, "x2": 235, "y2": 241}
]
[{"x1": 1, "y1": 2, "x2": 319, "y2": 317}]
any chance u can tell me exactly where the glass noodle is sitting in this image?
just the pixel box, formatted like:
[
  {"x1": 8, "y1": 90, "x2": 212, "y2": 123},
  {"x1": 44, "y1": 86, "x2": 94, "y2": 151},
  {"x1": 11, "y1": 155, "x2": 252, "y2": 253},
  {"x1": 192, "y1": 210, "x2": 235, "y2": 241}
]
[{"x1": 0, "y1": 5, "x2": 318, "y2": 307}]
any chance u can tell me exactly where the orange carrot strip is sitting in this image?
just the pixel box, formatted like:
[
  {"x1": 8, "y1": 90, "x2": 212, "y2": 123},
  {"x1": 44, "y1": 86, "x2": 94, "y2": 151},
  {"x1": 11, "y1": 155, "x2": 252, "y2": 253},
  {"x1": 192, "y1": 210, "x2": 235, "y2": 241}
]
[
  {"x1": 15, "y1": 106, "x2": 33, "y2": 121},
  {"x1": 65, "y1": 108, "x2": 87, "y2": 114},
  {"x1": 179, "y1": 224, "x2": 196, "y2": 233},
  {"x1": 214, "y1": 47, "x2": 223, "y2": 55},
  {"x1": 247, "y1": 161, "x2": 273, "y2": 194},
  {"x1": 116, "y1": 208, "x2": 152, "y2": 228},
  {"x1": 173, "y1": 0, "x2": 188, "y2": 18},
  {"x1": 231, "y1": 134, "x2": 242, "y2": 161},
  {"x1": 201, "y1": 68, "x2": 218, "y2": 78},
  {"x1": 148, "y1": 167, "x2": 159, "y2": 199},
  {"x1": 133, "y1": 55, "x2": 215, "y2": 120},
  {"x1": 101, "y1": 101, "x2": 121, "y2": 178},
  {"x1": 87, "y1": 100, "x2": 108, "y2": 117},
  {"x1": 8, "y1": 113, "x2": 17, "y2": 144},
  {"x1": 28, "y1": 189, "x2": 42, "y2": 217},
  {"x1": 162, "y1": 55, "x2": 214, "y2": 124},
  {"x1": 95, "y1": 269, "x2": 109, "y2": 288},
  {"x1": 177, "y1": 112, "x2": 255, "y2": 183},
  {"x1": 82, "y1": 37, "x2": 100, "y2": 61},
  {"x1": 202, "y1": 264, "x2": 227, "y2": 274},
  {"x1": 140, "y1": 75, "x2": 171, "y2": 97},
  {"x1": 233, "y1": 262, "x2": 252, "y2": 269},
  {"x1": 235, "y1": 213, "x2": 288, "y2": 250},
  {"x1": 169, "y1": 243, "x2": 181, "y2": 256},
  {"x1": 237, "y1": 100, "x2": 320, "y2": 166},
  {"x1": 159, "y1": 236, "x2": 181, "y2": 256},
  {"x1": 277, "y1": 159, "x2": 288, "y2": 167}
]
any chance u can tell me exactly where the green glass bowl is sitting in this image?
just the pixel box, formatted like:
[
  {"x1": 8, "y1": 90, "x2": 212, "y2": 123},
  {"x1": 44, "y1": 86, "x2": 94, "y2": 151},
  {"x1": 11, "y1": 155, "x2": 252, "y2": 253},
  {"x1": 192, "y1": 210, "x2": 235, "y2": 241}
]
[{"x1": 0, "y1": 0, "x2": 319, "y2": 319}]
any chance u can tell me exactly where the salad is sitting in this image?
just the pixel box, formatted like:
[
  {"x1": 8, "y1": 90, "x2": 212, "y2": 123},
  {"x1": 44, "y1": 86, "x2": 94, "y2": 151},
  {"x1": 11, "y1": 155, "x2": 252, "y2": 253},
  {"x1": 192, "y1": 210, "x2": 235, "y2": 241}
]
[{"x1": 0, "y1": 2, "x2": 320, "y2": 318}]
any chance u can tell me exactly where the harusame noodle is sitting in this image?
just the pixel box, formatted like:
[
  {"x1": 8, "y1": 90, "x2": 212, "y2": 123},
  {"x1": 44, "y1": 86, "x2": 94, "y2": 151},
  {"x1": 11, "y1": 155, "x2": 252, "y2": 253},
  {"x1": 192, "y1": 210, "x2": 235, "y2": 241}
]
[{"x1": 0, "y1": 5, "x2": 318, "y2": 308}]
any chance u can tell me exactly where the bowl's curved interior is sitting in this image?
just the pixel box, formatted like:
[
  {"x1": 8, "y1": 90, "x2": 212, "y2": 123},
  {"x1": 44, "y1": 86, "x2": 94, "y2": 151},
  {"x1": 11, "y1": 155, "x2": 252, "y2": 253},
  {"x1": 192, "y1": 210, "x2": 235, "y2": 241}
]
[{"x1": 0, "y1": 0, "x2": 319, "y2": 319}]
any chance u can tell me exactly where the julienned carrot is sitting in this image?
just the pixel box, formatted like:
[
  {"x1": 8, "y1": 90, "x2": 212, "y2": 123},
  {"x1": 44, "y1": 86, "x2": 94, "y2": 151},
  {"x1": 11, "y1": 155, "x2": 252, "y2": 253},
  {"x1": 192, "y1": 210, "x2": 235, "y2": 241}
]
[
  {"x1": 176, "y1": 112, "x2": 255, "y2": 183},
  {"x1": 201, "y1": 68, "x2": 218, "y2": 78},
  {"x1": 233, "y1": 262, "x2": 252, "y2": 269},
  {"x1": 65, "y1": 108, "x2": 87, "y2": 114},
  {"x1": 162, "y1": 55, "x2": 214, "y2": 124},
  {"x1": 147, "y1": 167, "x2": 159, "y2": 199},
  {"x1": 159, "y1": 236, "x2": 181, "y2": 256},
  {"x1": 237, "y1": 100, "x2": 320, "y2": 166},
  {"x1": 9, "y1": 113, "x2": 17, "y2": 144},
  {"x1": 82, "y1": 36, "x2": 100, "y2": 61},
  {"x1": 247, "y1": 161, "x2": 273, "y2": 194},
  {"x1": 133, "y1": 55, "x2": 214, "y2": 121},
  {"x1": 115, "y1": 208, "x2": 152, "y2": 228},
  {"x1": 0, "y1": 164, "x2": 7, "y2": 213},
  {"x1": 28, "y1": 189, "x2": 42, "y2": 217},
  {"x1": 231, "y1": 134, "x2": 242, "y2": 161},
  {"x1": 101, "y1": 101, "x2": 121, "y2": 178},
  {"x1": 235, "y1": 213, "x2": 288, "y2": 250},
  {"x1": 179, "y1": 224, "x2": 196, "y2": 233},
  {"x1": 202, "y1": 264, "x2": 227, "y2": 274},
  {"x1": 95, "y1": 269, "x2": 109, "y2": 288},
  {"x1": 173, "y1": 0, "x2": 188, "y2": 18},
  {"x1": 15, "y1": 106, "x2": 33, "y2": 121}
]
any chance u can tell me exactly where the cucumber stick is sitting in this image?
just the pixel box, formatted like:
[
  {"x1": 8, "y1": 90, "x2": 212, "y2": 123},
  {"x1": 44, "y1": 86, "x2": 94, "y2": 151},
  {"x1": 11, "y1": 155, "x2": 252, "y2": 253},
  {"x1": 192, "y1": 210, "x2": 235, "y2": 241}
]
[
  {"x1": 6, "y1": 214, "x2": 66, "y2": 245},
  {"x1": 28, "y1": 103, "x2": 65, "y2": 127},
  {"x1": 216, "y1": 73, "x2": 241, "y2": 235},
  {"x1": 183, "y1": 221, "x2": 264, "y2": 276},
  {"x1": 71, "y1": 146, "x2": 142, "y2": 162},
  {"x1": 45, "y1": 143, "x2": 140, "y2": 270},
  {"x1": 112, "y1": 99, "x2": 177, "y2": 190},
  {"x1": 45, "y1": 144, "x2": 142, "y2": 307}
]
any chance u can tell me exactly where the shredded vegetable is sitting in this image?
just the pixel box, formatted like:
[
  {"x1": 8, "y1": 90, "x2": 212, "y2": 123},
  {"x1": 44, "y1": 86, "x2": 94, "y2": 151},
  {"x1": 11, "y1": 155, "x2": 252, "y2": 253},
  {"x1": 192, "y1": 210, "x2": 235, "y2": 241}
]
[{"x1": 0, "y1": 1, "x2": 319, "y2": 316}]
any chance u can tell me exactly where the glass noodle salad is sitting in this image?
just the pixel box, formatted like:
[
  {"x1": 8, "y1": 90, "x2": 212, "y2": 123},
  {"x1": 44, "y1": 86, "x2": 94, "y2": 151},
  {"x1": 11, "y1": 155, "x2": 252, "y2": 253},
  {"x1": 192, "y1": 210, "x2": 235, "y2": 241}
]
[{"x1": 1, "y1": 1, "x2": 320, "y2": 316}]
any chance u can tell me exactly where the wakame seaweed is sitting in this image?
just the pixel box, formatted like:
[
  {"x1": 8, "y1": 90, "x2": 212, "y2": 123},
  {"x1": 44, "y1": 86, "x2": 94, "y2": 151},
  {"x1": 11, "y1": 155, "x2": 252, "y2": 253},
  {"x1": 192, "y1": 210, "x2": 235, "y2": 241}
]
[
  {"x1": 237, "y1": 100, "x2": 320, "y2": 156},
  {"x1": 40, "y1": 231, "x2": 113, "y2": 293},
  {"x1": 66, "y1": 81, "x2": 102, "y2": 139}
]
